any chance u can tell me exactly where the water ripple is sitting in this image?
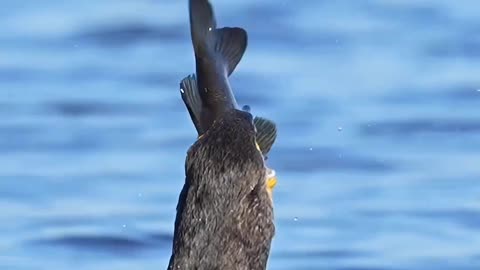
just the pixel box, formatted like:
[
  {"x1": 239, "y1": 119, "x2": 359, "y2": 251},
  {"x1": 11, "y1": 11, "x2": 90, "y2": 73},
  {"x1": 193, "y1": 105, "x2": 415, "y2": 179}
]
[
  {"x1": 43, "y1": 101, "x2": 158, "y2": 117},
  {"x1": 274, "y1": 147, "x2": 394, "y2": 173},
  {"x1": 360, "y1": 119, "x2": 480, "y2": 136},
  {"x1": 76, "y1": 23, "x2": 184, "y2": 46},
  {"x1": 30, "y1": 232, "x2": 172, "y2": 255},
  {"x1": 274, "y1": 249, "x2": 371, "y2": 260}
]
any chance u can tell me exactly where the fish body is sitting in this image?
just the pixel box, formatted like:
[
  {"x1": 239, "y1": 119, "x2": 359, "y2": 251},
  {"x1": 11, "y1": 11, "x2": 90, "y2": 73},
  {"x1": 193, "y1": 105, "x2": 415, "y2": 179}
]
[{"x1": 184, "y1": 0, "x2": 247, "y2": 135}]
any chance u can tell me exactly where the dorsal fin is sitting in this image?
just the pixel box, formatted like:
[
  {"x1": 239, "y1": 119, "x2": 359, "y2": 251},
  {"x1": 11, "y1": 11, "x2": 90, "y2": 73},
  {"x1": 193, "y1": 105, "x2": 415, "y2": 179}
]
[
  {"x1": 254, "y1": 116, "x2": 277, "y2": 156},
  {"x1": 180, "y1": 74, "x2": 204, "y2": 135},
  {"x1": 214, "y1": 27, "x2": 247, "y2": 75}
]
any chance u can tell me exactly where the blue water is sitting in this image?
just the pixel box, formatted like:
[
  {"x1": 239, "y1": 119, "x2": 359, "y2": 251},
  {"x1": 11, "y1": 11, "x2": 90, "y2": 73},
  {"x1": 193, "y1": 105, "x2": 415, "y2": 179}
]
[{"x1": 1, "y1": 0, "x2": 479, "y2": 269}]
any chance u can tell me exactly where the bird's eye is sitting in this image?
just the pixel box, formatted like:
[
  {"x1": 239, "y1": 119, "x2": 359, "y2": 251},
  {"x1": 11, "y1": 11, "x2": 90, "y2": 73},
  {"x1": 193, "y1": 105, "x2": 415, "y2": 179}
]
[{"x1": 242, "y1": 105, "x2": 251, "y2": 112}]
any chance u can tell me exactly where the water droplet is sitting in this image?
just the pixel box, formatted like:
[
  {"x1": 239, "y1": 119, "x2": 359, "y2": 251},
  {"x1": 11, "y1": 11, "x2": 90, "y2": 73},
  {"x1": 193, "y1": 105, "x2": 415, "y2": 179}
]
[
  {"x1": 180, "y1": 88, "x2": 184, "y2": 94},
  {"x1": 337, "y1": 126, "x2": 343, "y2": 132},
  {"x1": 204, "y1": 88, "x2": 208, "y2": 93},
  {"x1": 293, "y1": 217, "x2": 298, "y2": 222},
  {"x1": 477, "y1": 89, "x2": 480, "y2": 92},
  {"x1": 208, "y1": 27, "x2": 212, "y2": 31},
  {"x1": 122, "y1": 224, "x2": 127, "y2": 228},
  {"x1": 138, "y1": 193, "x2": 143, "y2": 197},
  {"x1": 309, "y1": 147, "x2": 313, "y2": 151}
]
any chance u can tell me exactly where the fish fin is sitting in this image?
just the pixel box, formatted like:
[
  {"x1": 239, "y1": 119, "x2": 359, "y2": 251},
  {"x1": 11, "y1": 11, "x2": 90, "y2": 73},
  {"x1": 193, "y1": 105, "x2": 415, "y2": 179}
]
[
  {"x1": 189, "y1": 0, "x2": 247, "y2": 76},
  {"x1": 180, "y1": 74, "x2": 203, "y2": 135},
  {"x1": 214, "y1": 27, "x2": 247, "y2": 75},
  {"x1": 254, "y1": 116, "x2": 277, "y2": 156}
]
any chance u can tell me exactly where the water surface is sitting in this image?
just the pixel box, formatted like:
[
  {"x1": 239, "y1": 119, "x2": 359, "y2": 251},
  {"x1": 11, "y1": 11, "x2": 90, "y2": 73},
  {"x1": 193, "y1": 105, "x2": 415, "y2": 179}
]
[{"x1": 1, "y1": 0, "x2": 479, "y2": 269}]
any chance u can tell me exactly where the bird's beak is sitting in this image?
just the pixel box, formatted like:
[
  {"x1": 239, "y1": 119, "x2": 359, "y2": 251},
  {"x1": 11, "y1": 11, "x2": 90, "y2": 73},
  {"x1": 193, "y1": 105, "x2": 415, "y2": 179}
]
[
  {"x1": 266, "y1": 168, "x2": 277, "y2": 201},
  {"x1": 267, "y1": 176, "x2": 277, "y2": 191}
]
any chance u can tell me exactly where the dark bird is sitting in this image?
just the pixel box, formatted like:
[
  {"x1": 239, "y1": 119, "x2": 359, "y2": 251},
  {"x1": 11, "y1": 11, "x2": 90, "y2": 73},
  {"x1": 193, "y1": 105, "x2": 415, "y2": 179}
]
[
  {"x1": 181, "y1": 74, "x2": 278, "y2": 198},
  {"x1": 168, "y1": 0, "x2": 278, "y2": 269},
  {"x1": 168, "y1": 109, "x2": 275, "y2": 270}
]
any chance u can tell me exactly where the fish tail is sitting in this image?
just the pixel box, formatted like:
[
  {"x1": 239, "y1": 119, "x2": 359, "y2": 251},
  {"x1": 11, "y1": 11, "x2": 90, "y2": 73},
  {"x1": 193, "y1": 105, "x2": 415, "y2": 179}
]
[{"x1": 189, "y1": 0, "x2": 248, "y2": 75}]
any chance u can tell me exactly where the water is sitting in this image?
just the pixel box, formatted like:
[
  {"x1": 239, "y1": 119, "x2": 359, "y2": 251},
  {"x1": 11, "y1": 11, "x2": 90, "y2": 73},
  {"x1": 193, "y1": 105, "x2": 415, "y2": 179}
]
[{"x1": 1, "y1": 0, "x2": 479, "y2": 269}]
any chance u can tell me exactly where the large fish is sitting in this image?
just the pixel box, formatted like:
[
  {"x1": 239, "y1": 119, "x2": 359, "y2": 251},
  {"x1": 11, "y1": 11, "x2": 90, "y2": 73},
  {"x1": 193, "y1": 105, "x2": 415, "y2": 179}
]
[{"x1": 180, "y1": 0, "x2": 245, "y2": 135}]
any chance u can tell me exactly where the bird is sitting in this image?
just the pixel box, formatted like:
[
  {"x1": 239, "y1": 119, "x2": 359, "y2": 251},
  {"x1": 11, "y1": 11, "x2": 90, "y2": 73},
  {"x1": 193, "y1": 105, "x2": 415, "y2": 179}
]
[
  {"x1": 180, "y1": 75, "x2": 278, "y2": 197},
  {"x1": 168, "y1": 109, "x2": 275, "y2": 270},
  {"x1": 168, "y1": 0, "x2": 278, "y2": 269}
]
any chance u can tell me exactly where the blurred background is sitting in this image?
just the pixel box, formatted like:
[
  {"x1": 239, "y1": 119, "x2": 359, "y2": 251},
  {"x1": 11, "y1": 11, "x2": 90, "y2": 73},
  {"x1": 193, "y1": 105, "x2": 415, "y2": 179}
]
[{"x1": 1, "y1": 0, "x2": 479, "y2": 269}]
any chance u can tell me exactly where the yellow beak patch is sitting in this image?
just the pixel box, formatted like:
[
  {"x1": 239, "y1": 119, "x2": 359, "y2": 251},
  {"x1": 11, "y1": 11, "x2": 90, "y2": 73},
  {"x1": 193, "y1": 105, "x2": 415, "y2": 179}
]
[
  {"x1": 267, "y1": 176, "x2": 277, "y2": 190},
  {"x1": 265, "y1": 167, "x2": 277, "y2": 201}
]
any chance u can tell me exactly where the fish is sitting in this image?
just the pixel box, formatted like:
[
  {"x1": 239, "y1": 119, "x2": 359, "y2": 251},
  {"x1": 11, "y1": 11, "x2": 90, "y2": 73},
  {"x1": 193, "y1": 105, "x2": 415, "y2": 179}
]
[
  {"x1": 179, "y1": 0, "x2": 278, "y2": 194},
  {"x1": 183, "y1": 0, "x2": 247, "y2": 135}
]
